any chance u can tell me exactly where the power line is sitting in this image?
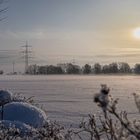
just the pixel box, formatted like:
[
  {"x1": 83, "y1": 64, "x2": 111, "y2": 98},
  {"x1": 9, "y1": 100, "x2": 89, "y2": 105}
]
[
  {"x1": 21, "y1": 41, "x2": 32, "y2": 74},
  {"x1": 12, "y1": 61, "x2": 15, "y2": 74}
]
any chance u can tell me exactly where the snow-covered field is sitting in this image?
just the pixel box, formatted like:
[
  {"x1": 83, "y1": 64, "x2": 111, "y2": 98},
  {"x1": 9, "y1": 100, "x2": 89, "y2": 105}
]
[{"x1": 0, "y1": 75, "x2": 139, "y2": 128}]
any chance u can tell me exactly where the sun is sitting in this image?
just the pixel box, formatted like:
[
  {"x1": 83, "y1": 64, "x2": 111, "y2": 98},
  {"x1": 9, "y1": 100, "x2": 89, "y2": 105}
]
[{"x1": 133, "y1": 28, "x2": 140, "y2": 39}]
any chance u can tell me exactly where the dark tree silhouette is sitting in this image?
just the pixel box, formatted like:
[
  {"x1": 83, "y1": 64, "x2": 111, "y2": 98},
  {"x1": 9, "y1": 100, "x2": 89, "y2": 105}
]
[
  {"x1": 134, "y1": 64, "x2": 140, "y2": 74},
  {"x1": 26, "y1": 62, "x2": 140, "y2": 75},
  {"x1": 93, "y1": 63, "x2": 102, "y2": 74},
  {"x1": 102, "y1": 64, "x2": 110, "y2": 74},
  {"x1": 108, "y1": 62, "x2": 118, "y2": 73},
  {"x1": 0, "y1": 70, "x2": 3, "y2": 74},
  {"x1": 38, "y1": 66, "x2": 48, "y2": 74},
  {"x1": 83, "y1": 64, "x2": 91, "y2": 74},
  {"x1": 66, "y1": 63, "x2": 81, "y2": 74},
  {"x1": 118, "y1": 62, "x2": 131, "y2": 73},
  {"x1": 46, "y1": 65, "x2": 64, "y2": 74}
]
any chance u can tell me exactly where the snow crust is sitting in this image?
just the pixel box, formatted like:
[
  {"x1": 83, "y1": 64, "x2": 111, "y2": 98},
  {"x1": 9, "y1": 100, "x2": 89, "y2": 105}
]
[
  {"x1": 0, "y1": 90, "x2": 13, "y2": 105},
  {"x1": 0, "y1": 75, "x2": 139, "y2": 129},
  {"x1": 1, "y1": 102, "x2": 47, "y2": 128}
]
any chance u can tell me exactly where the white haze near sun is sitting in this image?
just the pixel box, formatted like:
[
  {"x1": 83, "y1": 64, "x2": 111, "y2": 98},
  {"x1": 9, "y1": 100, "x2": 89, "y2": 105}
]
[
  {"x1": 0, "y1": 0, "x2": 140, "y2": 72},
  {"x1": 133, "y1": 28, "x2": 140, "y2": 39}
]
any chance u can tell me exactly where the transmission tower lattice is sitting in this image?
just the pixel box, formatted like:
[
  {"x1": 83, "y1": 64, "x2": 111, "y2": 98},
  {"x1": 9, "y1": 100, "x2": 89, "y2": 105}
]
[{"x1": 21, "y1": 41, "x2": 32, "y2": 74}]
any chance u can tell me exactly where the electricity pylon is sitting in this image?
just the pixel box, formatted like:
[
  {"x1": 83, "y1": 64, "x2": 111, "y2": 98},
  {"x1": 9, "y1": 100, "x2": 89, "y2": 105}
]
[
  {"x1": 21, "y1": 41, "x2": 32, "y2": 74},
  {"x1": 12, "y1": 61, "x2": 15, "y2": 74}
]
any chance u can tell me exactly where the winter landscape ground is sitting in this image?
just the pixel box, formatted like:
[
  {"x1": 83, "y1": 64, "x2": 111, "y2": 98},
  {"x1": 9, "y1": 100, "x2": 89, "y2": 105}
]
[{"x1": 0, "y1": 75, "x2": 139, "y2": 130}]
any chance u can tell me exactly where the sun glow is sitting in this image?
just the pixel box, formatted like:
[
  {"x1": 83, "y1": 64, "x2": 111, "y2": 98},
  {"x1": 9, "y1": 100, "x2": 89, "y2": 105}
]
[{"x1": 133, "y1": 28, "x2": 140, "y2": 39}]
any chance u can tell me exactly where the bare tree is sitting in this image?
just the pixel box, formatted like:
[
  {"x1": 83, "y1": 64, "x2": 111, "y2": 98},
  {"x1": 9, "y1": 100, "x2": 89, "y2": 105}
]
[{"x1": 0, "y1": 0, "x2": 8, "y2": 21}]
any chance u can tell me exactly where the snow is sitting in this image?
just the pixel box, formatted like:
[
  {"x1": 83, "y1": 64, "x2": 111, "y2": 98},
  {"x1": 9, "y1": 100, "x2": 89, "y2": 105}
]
[
  {"x1": 0, "y1": 90, "x2": 13, "y2": 105},
  {"x1": 1, "y1": 102, "x2": 47, "y2": 128},
  {"x1": 0, "y1": 75, "x2": 139, "y2": 128},
  {"x1": 0, "y1": 120, "x2": 36, "y2": 135}
]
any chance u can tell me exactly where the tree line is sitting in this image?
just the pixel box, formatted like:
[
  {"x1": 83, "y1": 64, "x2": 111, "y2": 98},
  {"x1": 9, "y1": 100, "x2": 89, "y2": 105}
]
[{"x1": 26, "y1": 62, "x2": 140, "y2": 75}]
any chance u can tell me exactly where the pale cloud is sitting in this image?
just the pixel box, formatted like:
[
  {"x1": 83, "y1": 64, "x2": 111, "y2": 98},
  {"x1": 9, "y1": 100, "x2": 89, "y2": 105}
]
[{"x1": 0, "y1": 30, "x2": 47, "y2": 40}]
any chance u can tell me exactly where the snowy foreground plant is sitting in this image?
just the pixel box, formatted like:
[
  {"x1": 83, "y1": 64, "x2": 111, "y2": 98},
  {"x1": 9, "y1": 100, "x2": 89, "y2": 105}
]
[
  {"x1": 68, "y1": 85, "x2": 140, "y2": 140},
  {"x1": 0, "y1": 86, "x2": 140, "y2": 140},
  {"x1": 0, "y1": 90, "x2": 64, "y2": 140}
]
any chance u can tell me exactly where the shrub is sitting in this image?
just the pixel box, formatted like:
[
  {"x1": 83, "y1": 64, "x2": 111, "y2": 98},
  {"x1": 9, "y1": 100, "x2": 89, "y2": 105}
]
[{"x1": 0, "y1": 86, "x2": 140, "y2": 140}]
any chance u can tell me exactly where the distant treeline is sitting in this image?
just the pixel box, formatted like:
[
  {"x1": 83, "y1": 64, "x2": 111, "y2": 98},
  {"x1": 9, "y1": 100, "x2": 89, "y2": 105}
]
[
  {"x1": 26, "y1": 62, "x2": 140, "y2": 75},
  {"x1": 0, "y1": 70, "x2": 4, "y2": 75}
]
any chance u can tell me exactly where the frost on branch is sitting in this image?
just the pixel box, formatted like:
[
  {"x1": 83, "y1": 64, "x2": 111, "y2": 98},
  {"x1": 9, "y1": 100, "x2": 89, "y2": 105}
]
[
  {"x1": 94, "y1": 84, "x2": 110, "y2": 117},
  {"x1": 133, "y1": 93, "x2": 140, "y2": 113},
  {"x1": 72, "y1": 85, "x2": 140, "y2": 140}
]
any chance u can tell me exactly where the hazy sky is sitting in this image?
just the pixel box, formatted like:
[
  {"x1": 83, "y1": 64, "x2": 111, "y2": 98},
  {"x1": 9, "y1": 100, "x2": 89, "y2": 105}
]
[{"x1": 1, "y1": 0, "x2": 140, "y2": 72}]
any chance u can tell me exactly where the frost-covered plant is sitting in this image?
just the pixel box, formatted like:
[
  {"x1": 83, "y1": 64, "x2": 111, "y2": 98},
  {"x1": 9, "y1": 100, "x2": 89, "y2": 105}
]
[
  {"x1": 0, "y1": 86, "x2": 140, "y2": 140},
  {"x1": 13, "y1": 93, "x2": 35, "y2": 103},
  {"x1": 69, "y1": 85, "x2": 140, "y2": 140},
  {"x1": 13, "y1": 93, "x2": 44, "y2": 110},
  {"x1": 0, "y1": 121, "x2": 65, "y2": 140},
  {"x1": 0, "y1": 92, "x2": 65, "y2": 140}
]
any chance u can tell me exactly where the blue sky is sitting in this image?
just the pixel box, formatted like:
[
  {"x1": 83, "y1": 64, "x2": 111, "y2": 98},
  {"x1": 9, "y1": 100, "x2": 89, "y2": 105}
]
[{"x1": 1, "y1": 0, "x2": 140, "y2": 72}]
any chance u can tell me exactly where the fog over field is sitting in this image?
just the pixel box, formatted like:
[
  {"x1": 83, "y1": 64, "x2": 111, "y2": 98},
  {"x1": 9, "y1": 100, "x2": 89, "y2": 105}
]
[{"x1": 0, "y1": 75, "x2": 139, "y2": 128}]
